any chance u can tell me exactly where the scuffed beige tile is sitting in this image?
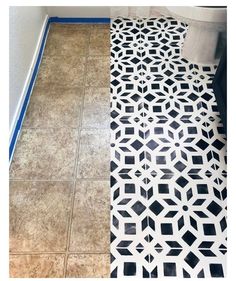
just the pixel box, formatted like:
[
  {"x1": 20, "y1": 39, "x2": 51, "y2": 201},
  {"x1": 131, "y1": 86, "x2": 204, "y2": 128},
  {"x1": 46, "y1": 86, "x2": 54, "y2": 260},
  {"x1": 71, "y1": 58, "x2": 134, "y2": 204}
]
[
  {"x1": 82, "y1": 87, "x2": 110, "y2": 129},
  {"x1": 66, "y1": 254, "x2": 110, "y2": 278},
  {"x1": 37, "y1": 56, "x2": 86, "y2": 87},
  {"x1": 86, "y1": 56, "x2": 110, "y2": 87},
  {"x1": 24, "y1": 87, "x2": 84, "y2": 128},
  {"x1": 69, "y1": 180, "x2": 109, "y2": 252},
  {"x1": 10, "y1": 128, "x2": 78, "y2": 180},
  {"x1": 10, "y1": 181, "x2": 73, "y2": 252},
  {"x1": 50, "y1": 23, "x2": 92, "y2": 32},
  {"x1": 77, "y1": 129, "x2": 110, "y2": 179},
  {"x1": 9, "y1": 254, "x2": 65, "y2": 278},
  {"x1": 44, "y1": 27, "x2": 89, "y2": 56},
  {"x1": 90, "y1": 23, "x2": 110, "y2": 29},
  {"x1": 89, "y1": 29, "x2": 110, "y2": 56}
]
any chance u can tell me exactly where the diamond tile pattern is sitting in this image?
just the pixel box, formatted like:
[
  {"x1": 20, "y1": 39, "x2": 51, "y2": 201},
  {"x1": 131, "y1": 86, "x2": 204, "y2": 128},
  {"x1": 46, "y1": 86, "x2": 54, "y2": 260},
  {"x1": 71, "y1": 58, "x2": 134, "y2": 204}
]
[{"x1": 110, "y1": 17, "x2": 227, "y2": 278}]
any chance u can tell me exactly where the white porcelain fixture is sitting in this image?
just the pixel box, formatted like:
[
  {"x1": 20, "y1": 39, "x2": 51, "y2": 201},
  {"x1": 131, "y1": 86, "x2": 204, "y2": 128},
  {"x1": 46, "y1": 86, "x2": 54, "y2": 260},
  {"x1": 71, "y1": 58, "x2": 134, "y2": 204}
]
[{"x1": 167, "y1": 6, "x2": 227, "y2": 64}]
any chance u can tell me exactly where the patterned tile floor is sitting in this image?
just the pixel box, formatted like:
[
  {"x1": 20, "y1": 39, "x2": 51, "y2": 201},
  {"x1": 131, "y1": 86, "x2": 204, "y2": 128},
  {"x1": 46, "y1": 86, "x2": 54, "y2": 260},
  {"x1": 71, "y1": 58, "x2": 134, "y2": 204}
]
[{"x1": 110, "y1": 17, "x2": 227, "y2": 278}]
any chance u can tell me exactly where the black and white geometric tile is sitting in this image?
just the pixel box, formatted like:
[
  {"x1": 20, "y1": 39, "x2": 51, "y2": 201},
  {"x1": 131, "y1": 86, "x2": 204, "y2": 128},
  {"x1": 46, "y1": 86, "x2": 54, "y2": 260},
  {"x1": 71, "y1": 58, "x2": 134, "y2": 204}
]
[{"x1": 110, "y1": 16, "x2": 227, "y2": 278}]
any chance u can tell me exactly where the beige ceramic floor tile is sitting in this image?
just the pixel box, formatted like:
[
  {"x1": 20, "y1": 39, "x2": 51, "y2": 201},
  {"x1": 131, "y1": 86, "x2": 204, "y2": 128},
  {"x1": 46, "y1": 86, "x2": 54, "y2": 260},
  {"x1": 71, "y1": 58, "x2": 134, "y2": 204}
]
[
  {"x1": 23, "y1": 87, "x2": 84, "y2": 128},
  {"x1": 86, "y1": 56, "x2": 110, "y2": 87},
  {"x1": 77, "y1": 129, "x2": 110, "y2": 179},
  {"x1": 10, "y1": 128, "x2": 78, "y2": 180},
  {"x1": 89, "y1": 29, "x2": 110, "y2": 56},
  {"x1": 69, "y1": 180, "x2": 109, "y2": 252},
  {"x1": 10, "y1": 254, "x2": 65, "y2": 278},
  {"x1": 90, "y1": 23, "x2": 110, "y2": 29},
  {"x1": 82, "y1": 87, "x2": 110, "y2": 129},
  {"x1": 66, "y1": 254, "x2": 110, "y2": 278},
  {"x1": 50, "y1": 23, "x2": 92, "y2": 32},
  {"x1": 10, "y1": 181, "x2": 73, "y2": 252},
  {"x1": 44, "y1": 27, "x2": 89, "y2": 57},
  {"x1": 37, "y1": 56, "x2": 86, "y2": 87}
]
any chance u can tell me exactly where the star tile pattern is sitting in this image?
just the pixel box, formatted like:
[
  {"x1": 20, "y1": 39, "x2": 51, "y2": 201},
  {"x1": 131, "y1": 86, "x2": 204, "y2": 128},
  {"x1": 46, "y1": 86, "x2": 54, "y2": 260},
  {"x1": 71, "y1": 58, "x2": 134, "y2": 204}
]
[{"x1": 110, "y1": 17, "x2": 227, "y2": 278}]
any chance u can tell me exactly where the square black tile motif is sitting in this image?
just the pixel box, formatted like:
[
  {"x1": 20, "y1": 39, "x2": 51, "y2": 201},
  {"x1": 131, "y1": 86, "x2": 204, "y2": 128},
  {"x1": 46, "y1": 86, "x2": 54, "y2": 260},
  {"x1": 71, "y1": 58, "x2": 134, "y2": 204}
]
[
  {"x1": 203, "y1": 223, "x2": 216, "y2": 236},
  {"x1": 209, "y1": 264, "x2": 224, "y2": 277},
  {"x1": 163, "y1": 262, "x2": 176, "y2": 276},
  {"x1": 124, "y1": 223, "x2": 136, "y2": 235},
  {"x1": 161, "y1": 223, "x2": 173, "y2": 235},
  {"x1": 124, "y1": 262, "x2": 136, "y2": 276}
]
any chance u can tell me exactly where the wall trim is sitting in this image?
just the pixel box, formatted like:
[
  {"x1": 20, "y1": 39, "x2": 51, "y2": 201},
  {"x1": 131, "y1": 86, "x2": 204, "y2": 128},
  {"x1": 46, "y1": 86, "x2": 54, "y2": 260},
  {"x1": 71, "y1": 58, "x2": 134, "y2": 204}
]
[
  {"x1": 9, "y1": 16, "x2": 111, "y2": 163},
  {"x1": 9, "y1": 15, "x2": 50, "y2": 162}
]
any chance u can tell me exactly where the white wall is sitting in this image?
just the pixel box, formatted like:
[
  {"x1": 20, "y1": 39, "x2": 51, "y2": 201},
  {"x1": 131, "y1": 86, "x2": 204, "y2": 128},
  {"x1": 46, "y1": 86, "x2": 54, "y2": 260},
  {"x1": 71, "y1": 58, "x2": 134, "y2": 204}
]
[
  {"x1": 46, "y1": 6, "x2": 164, "y2": 18},
  {"x1": 9, "y1": 6, "x2": 47, "y2": 139},
  {"x1": 46, "y1": 6, "x2": 110, "y2": 17}
]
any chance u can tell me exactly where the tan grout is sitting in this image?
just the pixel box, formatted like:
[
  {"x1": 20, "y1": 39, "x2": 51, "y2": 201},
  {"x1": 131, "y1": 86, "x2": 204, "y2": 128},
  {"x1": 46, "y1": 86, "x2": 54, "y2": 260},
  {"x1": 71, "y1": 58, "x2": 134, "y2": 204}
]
[
  {"x1": 9, "y1": 178, "x2": 110, "y2": 182},
  {"x1": 62, "y1": 97, "x2": 84, "y2": 276},
  {"x1": 17, "y1": 126, "x2": 110, "y2": 130},
  {"x1": 43, "y1": 55, "x2": 110, "y2": 59},
  {"x1": 19, "y1": 126, "x2": 81, "y2": 130},
  {"x1": 10, "y1": 252, "x2": 110, "y2": 255},
  {"x1": 20, "y1": 126, "x2": 110, "y2": 130},
  {"x1": 63, "y1": 23, "x2": 93, "y2": 278},
  {"x1": 10, "y1": 252, "x2": 66, "y2": 255}
]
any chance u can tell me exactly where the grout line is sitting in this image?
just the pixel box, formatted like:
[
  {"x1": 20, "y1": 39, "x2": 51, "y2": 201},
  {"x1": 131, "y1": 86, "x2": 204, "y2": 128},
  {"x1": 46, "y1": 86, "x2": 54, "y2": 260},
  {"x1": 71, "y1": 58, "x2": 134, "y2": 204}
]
[
  {"x1": 20, "y1": 126, "x2": 81, "y2": 130},
  {"x1": 20, "y1": 126, "x2": 110, "y2": 130},
  {"x1": 63, "y1": 24, "x2": 92, "y2": 278},
  {"x1": 10, "y1": 252, "x2": 66, "y2": 255},
  {"x1": 9, "y1": 179, "x2": 74, "y2": 182},
  {"x1": 10, "y1": 252, "x2": 110, "y2": 255},
  {"x1": 9, "y1": 177, "x2": 110, "y2": 182},
  {"x1": 62, "y1": 97, "x2": 83, "y2": 277},
  {"x1": 62, "y1": 115, "x2": 80, "y2": 277}
]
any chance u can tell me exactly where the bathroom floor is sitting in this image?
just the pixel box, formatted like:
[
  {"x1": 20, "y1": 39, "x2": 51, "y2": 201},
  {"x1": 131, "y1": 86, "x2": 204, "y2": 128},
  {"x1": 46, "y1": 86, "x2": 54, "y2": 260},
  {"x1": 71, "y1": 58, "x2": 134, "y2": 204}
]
[
  {"x1": 9, "y1": 23, "x2": 111, "y2": 277},
  {"x1": 9, "y1": 16, "x2": 227, "y2": 278}
]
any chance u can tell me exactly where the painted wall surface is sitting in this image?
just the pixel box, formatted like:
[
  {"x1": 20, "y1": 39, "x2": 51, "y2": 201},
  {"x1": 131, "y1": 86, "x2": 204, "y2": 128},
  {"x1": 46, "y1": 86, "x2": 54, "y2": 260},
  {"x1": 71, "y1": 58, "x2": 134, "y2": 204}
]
[
  {"x1": 46, "y1": 6, "x2": 111, "y2": 17},
  {"x1": 9, "y1": 6, "x2": 47, "y2": 135},
  {"x1": 46, "y1": 6, "x2": 164, "y2": 18}
]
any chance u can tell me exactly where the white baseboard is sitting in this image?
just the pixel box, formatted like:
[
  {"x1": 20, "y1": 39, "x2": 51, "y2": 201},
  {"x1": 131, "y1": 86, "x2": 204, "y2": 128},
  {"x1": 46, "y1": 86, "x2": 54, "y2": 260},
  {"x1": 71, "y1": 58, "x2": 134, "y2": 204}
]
[{"x1": 9, "y1": 14, "x2": 49, "y2": 160}]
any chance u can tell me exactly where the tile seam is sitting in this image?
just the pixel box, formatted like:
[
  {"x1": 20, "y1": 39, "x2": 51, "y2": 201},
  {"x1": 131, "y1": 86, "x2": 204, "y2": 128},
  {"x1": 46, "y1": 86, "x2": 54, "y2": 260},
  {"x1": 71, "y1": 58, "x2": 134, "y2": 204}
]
[
  {"x1": 62, "y1": 27, "x2": 90, "y2": 278},
  {"x1": 10, "y1": 252, "x2": 110, "y2": 255}
]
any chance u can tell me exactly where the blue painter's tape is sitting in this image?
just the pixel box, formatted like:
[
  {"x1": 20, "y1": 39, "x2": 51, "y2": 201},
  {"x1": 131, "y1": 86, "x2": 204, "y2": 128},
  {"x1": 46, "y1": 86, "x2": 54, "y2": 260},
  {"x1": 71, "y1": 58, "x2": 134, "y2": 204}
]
[
  {"x1": 49, "y1": 17, "x2": 111, "y2": 23},
  {"x1": 9, "y1": 16, "x2": 111, "y2": 162},
  {"x1": 9, "y1": 20, "x2": 51, "y2": 161}
]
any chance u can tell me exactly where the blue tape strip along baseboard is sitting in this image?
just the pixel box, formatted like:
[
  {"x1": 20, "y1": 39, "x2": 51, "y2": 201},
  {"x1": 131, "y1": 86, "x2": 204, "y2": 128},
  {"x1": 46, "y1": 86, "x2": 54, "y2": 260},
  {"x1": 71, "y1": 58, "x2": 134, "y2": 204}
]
[
  {"x1": 49, "y1": 17, "x2": 110, "y2": 23},
  {"x1": 9, "y1": 17, "x2": 111, "y2": 162}
]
